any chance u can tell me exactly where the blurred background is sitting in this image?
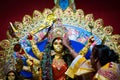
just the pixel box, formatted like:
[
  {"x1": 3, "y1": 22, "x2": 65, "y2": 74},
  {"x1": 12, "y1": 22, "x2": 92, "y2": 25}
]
[{"x1": 0, "y1": 0, "x2": 120, "y2": 41}]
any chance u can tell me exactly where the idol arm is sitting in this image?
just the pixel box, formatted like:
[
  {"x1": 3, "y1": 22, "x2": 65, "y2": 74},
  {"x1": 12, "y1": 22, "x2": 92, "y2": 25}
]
[
  {"x1": 63, "y1": 36, "x2": 94, "y2": 58},
  {"x1": 23, "y1": 49, "x2": 40, "y2": 66},
  {"x1": 29, "y1": 39, "x2": 43, "y2": 60},
  {"x1": 79, "y1": 36, "x2": 94, "y2": 56},
  {"x1": 78, "y1": 43, "x2": 91, "y2": 56}
]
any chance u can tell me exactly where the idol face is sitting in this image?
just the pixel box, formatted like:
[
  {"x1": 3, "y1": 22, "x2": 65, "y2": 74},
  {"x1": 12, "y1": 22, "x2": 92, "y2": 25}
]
[
  {"x1": 53, "y1": 39, "x2": 63, "y2": 53},
  {"x1": 8, "y1": 72, "x2": 15, "y2": 80}
]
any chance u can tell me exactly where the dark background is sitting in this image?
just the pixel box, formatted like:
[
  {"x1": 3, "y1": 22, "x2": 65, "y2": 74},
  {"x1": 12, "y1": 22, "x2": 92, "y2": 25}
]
[{"x1": 0, "y1": 0, "x2": 120, "y2": 41}]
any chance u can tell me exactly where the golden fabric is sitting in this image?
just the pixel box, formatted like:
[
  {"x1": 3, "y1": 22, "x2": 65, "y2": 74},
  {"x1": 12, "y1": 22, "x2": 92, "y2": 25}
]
[{"x1": 65, "y1": 55, "x2": 94, "y2": 78}]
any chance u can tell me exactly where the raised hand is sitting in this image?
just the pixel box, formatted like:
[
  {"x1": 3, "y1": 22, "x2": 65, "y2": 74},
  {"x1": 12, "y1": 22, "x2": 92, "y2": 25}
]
[{"x1": 62, "y1": 33, "x2": 70, "y2": 48}]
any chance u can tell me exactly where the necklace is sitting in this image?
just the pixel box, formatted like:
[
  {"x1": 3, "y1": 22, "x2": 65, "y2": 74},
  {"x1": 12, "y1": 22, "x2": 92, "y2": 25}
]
[{"x1": 52, "y1": 55, "x2": 66, "y2": 70}]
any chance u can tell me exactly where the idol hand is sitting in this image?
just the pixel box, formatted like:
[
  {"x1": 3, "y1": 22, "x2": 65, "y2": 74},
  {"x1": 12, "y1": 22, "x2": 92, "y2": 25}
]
[{"x1": 88, "y1": 36, "x2": 94, "y2": 46}]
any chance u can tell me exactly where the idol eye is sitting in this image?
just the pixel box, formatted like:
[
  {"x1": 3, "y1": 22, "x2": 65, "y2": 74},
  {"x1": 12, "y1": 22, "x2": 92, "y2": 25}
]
[
  {"x1": 53, "y1": 42, "x2": 57, "y2": 45},
  {"x1": 8, "y1": 75, "x2": 15, "y2": 76},
  {"x1": 60, "y1": 42, "x2": 62, "y2": 45}
]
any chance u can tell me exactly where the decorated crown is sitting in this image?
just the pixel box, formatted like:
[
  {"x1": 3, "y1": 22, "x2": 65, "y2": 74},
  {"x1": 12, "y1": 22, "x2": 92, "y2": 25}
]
[
  {"x1": 48, "y1": 19, "x2": 67, "y2": 43},
  {"x1": 0, "y1": 0, "x2": 120, "y2": 79}
]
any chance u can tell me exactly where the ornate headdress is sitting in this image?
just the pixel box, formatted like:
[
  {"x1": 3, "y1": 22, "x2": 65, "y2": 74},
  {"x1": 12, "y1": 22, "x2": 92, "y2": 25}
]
[{"x1": 48, "y1": 19, "x2": 67, "y2": 43}]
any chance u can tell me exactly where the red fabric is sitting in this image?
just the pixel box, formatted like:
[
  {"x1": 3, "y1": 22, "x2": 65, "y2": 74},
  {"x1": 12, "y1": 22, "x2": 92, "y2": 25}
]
[
  {"x1": 52, "y1": 63, "x2": 67, "y2": 80},
  {"x1": 19, "y1": 49, "x2": 25, "y2": 55}
]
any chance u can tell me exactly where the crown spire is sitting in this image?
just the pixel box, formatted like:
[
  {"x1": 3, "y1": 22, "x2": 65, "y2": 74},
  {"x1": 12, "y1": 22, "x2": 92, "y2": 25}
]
[
  {"x1": 9, "y1": 22, "x2": 18, "y2": 33},
  {"x1": 54, "y1": 0, "x2": 76, "y2": 12}
]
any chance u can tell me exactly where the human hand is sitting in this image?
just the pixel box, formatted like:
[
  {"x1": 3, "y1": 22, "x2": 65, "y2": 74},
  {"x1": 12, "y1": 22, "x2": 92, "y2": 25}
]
[{"x1": 62, "y1": 33, "x2": 70, "y2": 48}]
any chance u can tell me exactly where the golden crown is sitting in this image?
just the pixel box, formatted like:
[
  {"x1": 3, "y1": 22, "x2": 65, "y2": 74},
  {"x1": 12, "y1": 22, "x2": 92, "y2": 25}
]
[
  {"x1": 0, "y1": 7, "x2": 120, "y2": 61},
  {"x1": 48, "y1": 18, "x2": 67, "y2": 43}
]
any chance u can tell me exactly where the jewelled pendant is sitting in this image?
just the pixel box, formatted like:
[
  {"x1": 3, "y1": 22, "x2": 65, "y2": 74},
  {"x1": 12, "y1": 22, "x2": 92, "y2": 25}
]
[{"x1": 59, "y1": 0, "x2": 69, "y2": 10}]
